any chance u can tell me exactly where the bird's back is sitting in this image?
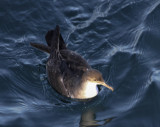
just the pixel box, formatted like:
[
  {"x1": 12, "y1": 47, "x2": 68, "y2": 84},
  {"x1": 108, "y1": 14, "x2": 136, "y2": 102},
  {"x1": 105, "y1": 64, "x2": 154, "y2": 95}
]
[{"x1": 31, "y1": 25, "x2": 90, "y2": 97}]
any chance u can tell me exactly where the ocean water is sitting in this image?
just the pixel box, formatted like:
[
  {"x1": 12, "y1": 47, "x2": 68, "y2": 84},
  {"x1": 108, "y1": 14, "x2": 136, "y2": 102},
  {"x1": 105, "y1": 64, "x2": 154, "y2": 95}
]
[{"x1": 0, "y1": 0, "x2": 160, "y2": 126}]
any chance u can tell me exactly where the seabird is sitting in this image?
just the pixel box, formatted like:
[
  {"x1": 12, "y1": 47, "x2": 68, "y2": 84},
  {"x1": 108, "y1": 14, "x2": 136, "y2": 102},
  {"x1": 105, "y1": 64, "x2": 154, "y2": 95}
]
[{"x1": 30, "y1": 25, "x2": 114, "y2": 99}]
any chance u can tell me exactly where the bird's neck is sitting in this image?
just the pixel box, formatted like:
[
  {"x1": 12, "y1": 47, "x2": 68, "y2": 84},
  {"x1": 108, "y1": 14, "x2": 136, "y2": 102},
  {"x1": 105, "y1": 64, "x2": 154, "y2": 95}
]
[
  {"x1": 84, "y1": 81, "x2": 99, "y2": 98},
  {"x1": 75, "y1": 81, "x2": 98, "y2": 99}
]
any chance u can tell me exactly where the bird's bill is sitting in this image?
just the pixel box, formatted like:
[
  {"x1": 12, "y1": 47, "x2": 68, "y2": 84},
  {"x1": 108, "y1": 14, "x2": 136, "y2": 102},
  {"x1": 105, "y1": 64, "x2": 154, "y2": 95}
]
[
  {"x1": 102, "y1": 82, "x2": 114, "y2": 91},
  {"x1": 96, "y1": 81, "x2": 114, "y2": 91}
]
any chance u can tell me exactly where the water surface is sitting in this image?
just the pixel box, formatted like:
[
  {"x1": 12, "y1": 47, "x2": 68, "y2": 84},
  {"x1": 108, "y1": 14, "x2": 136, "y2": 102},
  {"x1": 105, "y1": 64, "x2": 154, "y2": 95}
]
[{"x1": 0, "y1": 0, "x2": 160, "y2": 126}]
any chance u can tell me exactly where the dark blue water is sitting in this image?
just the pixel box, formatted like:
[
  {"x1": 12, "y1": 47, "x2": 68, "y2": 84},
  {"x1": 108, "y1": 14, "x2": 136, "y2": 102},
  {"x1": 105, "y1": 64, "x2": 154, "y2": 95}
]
[{"x1": 0, "y1": 0, "x2": 160, "y2": 126}]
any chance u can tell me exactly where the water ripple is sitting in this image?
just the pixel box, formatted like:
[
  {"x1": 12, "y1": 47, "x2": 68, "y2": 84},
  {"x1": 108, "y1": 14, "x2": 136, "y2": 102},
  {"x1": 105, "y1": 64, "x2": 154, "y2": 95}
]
[{"x1": 0, "y1": 0, "x2": 160, "y2": 126}]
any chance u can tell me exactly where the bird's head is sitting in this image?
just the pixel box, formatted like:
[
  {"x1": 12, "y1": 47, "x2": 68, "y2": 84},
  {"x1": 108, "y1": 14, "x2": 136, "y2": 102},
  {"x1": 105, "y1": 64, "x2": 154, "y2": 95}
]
[{"x1": 83, "y1": 69, "x2": 114, "y2": 91}]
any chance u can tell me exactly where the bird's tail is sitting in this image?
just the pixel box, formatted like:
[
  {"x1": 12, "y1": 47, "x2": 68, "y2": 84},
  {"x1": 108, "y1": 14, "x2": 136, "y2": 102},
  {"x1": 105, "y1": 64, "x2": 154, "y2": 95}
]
[
  {"x1": 30, "y1": 42, "x2": 50, "y2": 53},
  {"x1": 30, "y1": 25, "x2": 66, "y2": 54}
]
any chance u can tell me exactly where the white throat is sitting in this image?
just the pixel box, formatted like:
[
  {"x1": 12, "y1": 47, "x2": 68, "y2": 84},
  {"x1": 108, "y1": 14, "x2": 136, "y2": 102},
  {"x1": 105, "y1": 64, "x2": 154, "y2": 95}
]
[{"x1": 83, "y1": 81, "x2": 99, "y2": 99}]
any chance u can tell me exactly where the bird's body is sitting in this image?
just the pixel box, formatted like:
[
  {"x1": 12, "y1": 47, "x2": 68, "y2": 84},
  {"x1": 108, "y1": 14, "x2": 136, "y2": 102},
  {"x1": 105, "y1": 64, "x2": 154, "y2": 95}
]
[{"x1": 30, "y1": 25, "x2": 113, "y2": 99}]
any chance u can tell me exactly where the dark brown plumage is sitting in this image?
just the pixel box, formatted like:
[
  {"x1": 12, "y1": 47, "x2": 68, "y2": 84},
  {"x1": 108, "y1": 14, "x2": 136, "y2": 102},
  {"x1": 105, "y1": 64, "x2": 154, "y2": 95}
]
[{"x1": 30, "y1": 25, "x2": 113, "y2": 99}]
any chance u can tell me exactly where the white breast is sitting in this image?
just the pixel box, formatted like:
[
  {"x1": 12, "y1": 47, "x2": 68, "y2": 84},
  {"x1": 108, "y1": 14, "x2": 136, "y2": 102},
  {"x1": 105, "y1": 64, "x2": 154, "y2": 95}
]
[{"x1": 83, "y1": 81, "x2": 99, "y2": 98}]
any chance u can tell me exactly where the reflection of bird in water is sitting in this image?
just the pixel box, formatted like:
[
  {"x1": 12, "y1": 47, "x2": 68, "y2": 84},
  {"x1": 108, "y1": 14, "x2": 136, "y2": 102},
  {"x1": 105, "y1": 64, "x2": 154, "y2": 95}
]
[
  {"x1": 80, "y1": 109, "x2": 115, "y2": 126},
  {"x1": 30, "y1": 25, "x2": 114, "y2": 99}
]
